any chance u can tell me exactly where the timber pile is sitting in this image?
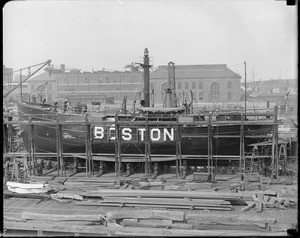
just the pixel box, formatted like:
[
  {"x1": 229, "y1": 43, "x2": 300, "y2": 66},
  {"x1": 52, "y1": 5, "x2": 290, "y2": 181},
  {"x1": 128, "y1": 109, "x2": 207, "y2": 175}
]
[
  {"x1": 4, "y1": 209, "x2": 284, "y2": 236},
  {"x1": 76, "y1": 189, "x2": 253, "y2": 211},
  {"x1": 241, "y1": 191, "x2": 297, "y2": 213},
  {"x1": 103, "y1": 209, "x2": 276, "y2": 232}
]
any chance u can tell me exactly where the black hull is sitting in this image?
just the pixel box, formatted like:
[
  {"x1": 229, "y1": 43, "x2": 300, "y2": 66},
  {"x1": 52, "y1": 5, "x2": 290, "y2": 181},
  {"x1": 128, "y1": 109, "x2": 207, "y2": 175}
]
[{"x1": 18, "y1": 101, "x2": 274, "y2": 162}]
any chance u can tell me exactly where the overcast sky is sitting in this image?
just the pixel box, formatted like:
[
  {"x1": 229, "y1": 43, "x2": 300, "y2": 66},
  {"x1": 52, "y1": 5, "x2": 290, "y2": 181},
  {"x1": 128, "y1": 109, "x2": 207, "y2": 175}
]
[{"x1": 3, "y1": 0, "x2": 298, "y2": 81}]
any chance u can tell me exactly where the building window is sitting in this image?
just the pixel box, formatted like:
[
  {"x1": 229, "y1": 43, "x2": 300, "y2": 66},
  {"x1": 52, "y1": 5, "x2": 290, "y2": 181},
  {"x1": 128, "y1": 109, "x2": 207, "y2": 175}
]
[
  {"x1": 185, "y1": 82, "x2": 189, "y2": 89},
  {"x1": 228, "y1": 92, "x2": 232, "y2": 100},
  {"x1": 228, "y1": 81, "x2": 232, "y2": 89},
  {"x1": 178, "y1": 82, "x2": 181, "y2": 89},
  {"x1": 150, "y1": 83, "x2": 154, "y2": 90},
  {"x1": 289, "y1": 106, "x2": 294, "y2": 113},
  {"x1": 199, "y1": 82, "x2": 203, "y2": 89},
  {"x1": 192, "y1": 82, "x2": 196, "y2": 89},
  {"x1": 210, "y1": 82, "x2": 220, "y2": 101},
  {"x1": 199, "y1": 92, "x2": 203, "y2": 100}
]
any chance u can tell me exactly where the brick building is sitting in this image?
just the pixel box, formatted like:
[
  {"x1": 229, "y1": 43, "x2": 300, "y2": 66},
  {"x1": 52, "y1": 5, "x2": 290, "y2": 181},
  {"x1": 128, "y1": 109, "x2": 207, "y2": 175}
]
[
  {"x1": 26, "y1": 65, "x2": 143, "y2": 105},
  {"x1": 150, "y1": 64, "x2": 241, "y2": 105},
  {"x1": 26, "y1": 63, "x2": 241, "y2": 107}
]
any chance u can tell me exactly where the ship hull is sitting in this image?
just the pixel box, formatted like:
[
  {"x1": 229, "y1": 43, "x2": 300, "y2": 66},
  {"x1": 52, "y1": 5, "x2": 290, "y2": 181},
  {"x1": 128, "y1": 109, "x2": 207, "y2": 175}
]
[{"x1": 18, "y1": 101, "x2": 274, "y2": 161}]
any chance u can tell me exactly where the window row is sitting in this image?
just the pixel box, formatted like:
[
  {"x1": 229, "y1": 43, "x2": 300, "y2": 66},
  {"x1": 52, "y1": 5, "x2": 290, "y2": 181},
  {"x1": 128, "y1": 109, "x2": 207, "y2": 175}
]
[{"x1": 177, "y1": 81, "x2": 233, "y2": 90}]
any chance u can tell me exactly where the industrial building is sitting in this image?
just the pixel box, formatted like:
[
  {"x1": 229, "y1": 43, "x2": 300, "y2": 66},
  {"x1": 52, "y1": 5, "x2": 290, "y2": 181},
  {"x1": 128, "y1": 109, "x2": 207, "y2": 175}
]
[
  {"x1": 24, "y1": 63, "x2": 241, "y2": 108},
  {"x1": 150, "y1": 64, "x2": 241, "y2": 106}
]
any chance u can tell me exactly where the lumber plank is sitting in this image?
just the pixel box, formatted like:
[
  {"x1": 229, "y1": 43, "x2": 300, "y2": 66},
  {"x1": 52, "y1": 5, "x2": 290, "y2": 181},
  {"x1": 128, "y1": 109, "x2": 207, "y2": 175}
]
[
  {"x1": 104, "y1": 197, "x2": 231, "y2": 205},
  {"x1": 3, "y1": 191, "x2": 51, "y2": 200},
  {"x1": 83, "y1": 189, "x2": 250, "y2": 201},
  {"x1": 5, "y1": 221, "x2": 287, "y2": 236},
  {"x1": 241, "y1": 201, "x2": 255, "y2": 212},
  {"x1": 26, "y1": 220, "x2": 101, "y2": 226},
  {"x1": 100, "y1": 197, "x2": 232, "y2": 207},
  {"x1": 193, "y1": 224, "x2": 268, "y2": 232},
  {"x1": 185, "y1": 214, "x2": 276, "y2": 225},
  {"x1": 21, "y1": 212, "x2": 103, "y2": 222},
  {"x1": 76, "y1": 202, "x2": 232, "y2": 210},
  {"x1": 121, "y1": 220, "x2": 193, "y2": 230},
  {"x1": 106, "y1": 210, "x2": 185, "y2": 221}
]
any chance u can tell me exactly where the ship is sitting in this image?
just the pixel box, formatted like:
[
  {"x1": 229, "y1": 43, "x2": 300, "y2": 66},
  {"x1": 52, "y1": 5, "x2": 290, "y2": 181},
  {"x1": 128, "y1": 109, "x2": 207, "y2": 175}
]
[{"x1": 16, "y1": 49, "x2": 275, "y2": 171}]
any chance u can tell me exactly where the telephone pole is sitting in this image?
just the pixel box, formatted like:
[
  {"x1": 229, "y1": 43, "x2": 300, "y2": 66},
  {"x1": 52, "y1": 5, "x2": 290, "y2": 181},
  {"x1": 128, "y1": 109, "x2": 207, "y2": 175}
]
[{"x1": 244, "y1": 61, "x2": 247, "y2": 117}]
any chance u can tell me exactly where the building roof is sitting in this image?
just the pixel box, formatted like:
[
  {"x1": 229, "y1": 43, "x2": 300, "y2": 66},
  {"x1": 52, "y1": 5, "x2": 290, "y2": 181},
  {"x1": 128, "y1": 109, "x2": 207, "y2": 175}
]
[
  {"x1": 26, "y1": 71, "x2": 56, "y2": 82},
  {"x1": 150, "y1": 64, "x2": 241, "y2": 80}
]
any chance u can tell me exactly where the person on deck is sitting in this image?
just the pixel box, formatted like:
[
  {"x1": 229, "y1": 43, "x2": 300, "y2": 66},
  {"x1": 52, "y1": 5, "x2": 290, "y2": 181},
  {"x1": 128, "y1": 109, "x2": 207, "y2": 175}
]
[{"x1": 63, "y1": 98, "x2": 68, "y2": 113}]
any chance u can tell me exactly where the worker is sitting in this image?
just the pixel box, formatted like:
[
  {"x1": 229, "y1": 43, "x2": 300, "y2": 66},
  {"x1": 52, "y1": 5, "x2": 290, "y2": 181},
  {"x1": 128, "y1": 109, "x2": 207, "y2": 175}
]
[
  {"x1": 53, "y1": 102, "x2": 58, "y2": 112},
  {"x1": 63, "y1": 98, "x2": 68, "y2": 113},
  {"x1": 42, "y1": 99, "x2": 46, "y2": 108}
]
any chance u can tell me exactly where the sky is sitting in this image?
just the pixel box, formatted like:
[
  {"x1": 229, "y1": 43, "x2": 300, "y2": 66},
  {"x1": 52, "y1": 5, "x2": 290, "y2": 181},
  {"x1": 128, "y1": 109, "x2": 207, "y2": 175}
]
[{"x1": 3, "y1": 0, "x2": 298, "y2": 81}]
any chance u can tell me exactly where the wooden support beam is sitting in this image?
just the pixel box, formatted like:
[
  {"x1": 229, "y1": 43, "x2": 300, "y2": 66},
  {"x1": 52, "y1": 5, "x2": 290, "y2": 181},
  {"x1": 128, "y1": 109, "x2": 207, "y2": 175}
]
[
  {"x1": 28, "y1": 115, "x2": 35, "y2": 176},
  {"x1": 82, "y1": 189, "x2": 251, "y2": 201},
  {"x1": 241, "y1": 201, "x2": 255, "y2": 212},
  {"x1": 21, "y1": 212, "x2": 103, "y2": 222},
  {"x1": 207, "y1": 114, "x2": 212, "y2": 180},
  {"x1": 239, "y1": 111, "x2": 245, "y2": 182},
  {"x1": 121, "y1": 220, "x2": 193, "y2": 230},
  {"x1": 186, "y1": 213, "x2": 276, "y2": 225},
  {"x1": 114, "y1": 116, "x2": 122, "y2": 178},
  {"x1": 85, "y1": 114, "x2": 93, "y2": 177},
  {"x1": 4, "y1": 221, "x2": 285, "y2": 236},
  {"x1": 271, "y1": 106, "x2": 278, "y2": 182},
  {"x1": 144, "y1": 113, "x2": 151, "y2": 177},
  {"x1": 3, "y1": 123, "x2": 9, "y2": 154},
  {"x1": 56, "y1": 115, "x2": 65, "y2": 177},
  {"x1": 77, "y1": 202, "x2": 232, "y2": 211},
  {"x1": 106, "y1": 209, "x2": 185, "y2": 221}
]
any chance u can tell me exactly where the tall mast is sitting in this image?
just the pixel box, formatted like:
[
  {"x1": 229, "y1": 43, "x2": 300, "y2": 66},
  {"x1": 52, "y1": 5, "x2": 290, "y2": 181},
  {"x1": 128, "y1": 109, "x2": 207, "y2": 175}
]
[
  {"x1": 244, "y1": 61, "x2": 247, "y2": 117},
  {"x1": 168, "y1": 61, "x2": 176, "y2": 107}
]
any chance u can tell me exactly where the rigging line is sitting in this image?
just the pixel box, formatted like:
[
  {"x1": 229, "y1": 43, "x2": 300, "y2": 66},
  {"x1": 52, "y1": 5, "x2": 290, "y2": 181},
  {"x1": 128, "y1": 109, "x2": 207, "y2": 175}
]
[
  {"x1": 228, "y1": 63, "x2": 243, "y2": 68},
  {"x1": 29, "y1": 82, "x2": 48, "y2": 96},
  {"x1": 3, "y1": 60, "x2": 51, "y2": 75}
]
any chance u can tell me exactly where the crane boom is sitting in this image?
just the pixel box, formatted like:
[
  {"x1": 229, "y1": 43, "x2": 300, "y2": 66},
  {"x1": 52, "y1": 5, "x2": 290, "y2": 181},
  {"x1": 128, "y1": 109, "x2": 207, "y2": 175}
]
[{"x1": 3, "y1": 60, "x2": 51, "y2": 98}]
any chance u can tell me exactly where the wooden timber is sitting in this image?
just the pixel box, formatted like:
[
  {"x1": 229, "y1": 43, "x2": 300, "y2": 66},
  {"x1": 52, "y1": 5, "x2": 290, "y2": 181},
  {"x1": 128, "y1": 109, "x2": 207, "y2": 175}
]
[
  {"x1": 4, "y1": 221, "x2": 288, "y2": 236},
  {"x1": 121, "y1": 220, "x2": 193, "y2": 230},
  {"x1": 97, "y1": 197, "x2": 232, "y2": 208},
  {"x1": 185, "y1": 213, "x2": 276, "y2": 225},
  {"x1": 76, "y1": 202, "x2": 233, "y2": 211},
  {"x1": 241, "y1": 201, "x2": 256, "y2": 212},
  {"x1": 21, "y1": 212, "x2": 103, "y2": 222},
  {"x1": 101, "y1": 197, "x2": 231, "y2": 205},
  {"x1": 106, "y1": 209, "x2": 185, "y2": 221},
  {"x1": 82, "y1": 189, "x2": 252, "y2": 201}
]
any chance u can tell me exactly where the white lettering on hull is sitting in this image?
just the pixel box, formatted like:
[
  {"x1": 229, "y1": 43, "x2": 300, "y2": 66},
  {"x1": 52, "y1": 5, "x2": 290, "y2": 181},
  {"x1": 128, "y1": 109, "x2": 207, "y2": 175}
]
[{"x1": 94, "y1": 126, "x2": 174, "y2": 142}]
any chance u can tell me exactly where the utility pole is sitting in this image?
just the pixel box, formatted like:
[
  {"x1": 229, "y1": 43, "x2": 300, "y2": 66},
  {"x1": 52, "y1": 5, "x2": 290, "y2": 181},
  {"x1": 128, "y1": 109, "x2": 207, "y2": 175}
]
[
  {"x1": 244, "y1": 61, "x2": 247, "y2": 118},
  {"x1": 20, "y1": 69, "x2": 22, "y2": 101}
]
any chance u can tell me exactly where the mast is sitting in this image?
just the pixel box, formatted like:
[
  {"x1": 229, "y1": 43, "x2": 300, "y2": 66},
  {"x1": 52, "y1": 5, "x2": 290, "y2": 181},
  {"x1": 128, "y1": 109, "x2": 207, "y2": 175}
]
[
  {"x1": 244, "y1": 61, "x2": 247, "y2": 118},
  {"x1": 168, "y1": 61, "x2": 176, "y2": 107}
]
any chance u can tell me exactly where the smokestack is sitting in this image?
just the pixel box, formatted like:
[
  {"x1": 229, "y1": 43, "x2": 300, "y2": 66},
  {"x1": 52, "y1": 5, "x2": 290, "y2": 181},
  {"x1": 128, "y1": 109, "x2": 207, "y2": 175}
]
[
  {"x1": 60, "y1": 64, "x2": 65, "y2": 72},
  {"x1": 143, "y1": 48, "x2": 150, "y2": 107}
]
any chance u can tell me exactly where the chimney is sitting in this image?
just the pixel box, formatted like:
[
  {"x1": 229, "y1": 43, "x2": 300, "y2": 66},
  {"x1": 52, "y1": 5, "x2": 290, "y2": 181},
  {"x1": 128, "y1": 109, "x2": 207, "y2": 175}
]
[{"x1": 60, "y1": 64, "x2": 65, "y2": 72}]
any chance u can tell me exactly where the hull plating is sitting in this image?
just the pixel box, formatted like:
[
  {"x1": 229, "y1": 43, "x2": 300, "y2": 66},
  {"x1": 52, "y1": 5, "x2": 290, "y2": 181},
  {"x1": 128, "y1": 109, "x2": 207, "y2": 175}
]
[{"x1": 18, "y1": 101, "x2": 273, "y2": 159}]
